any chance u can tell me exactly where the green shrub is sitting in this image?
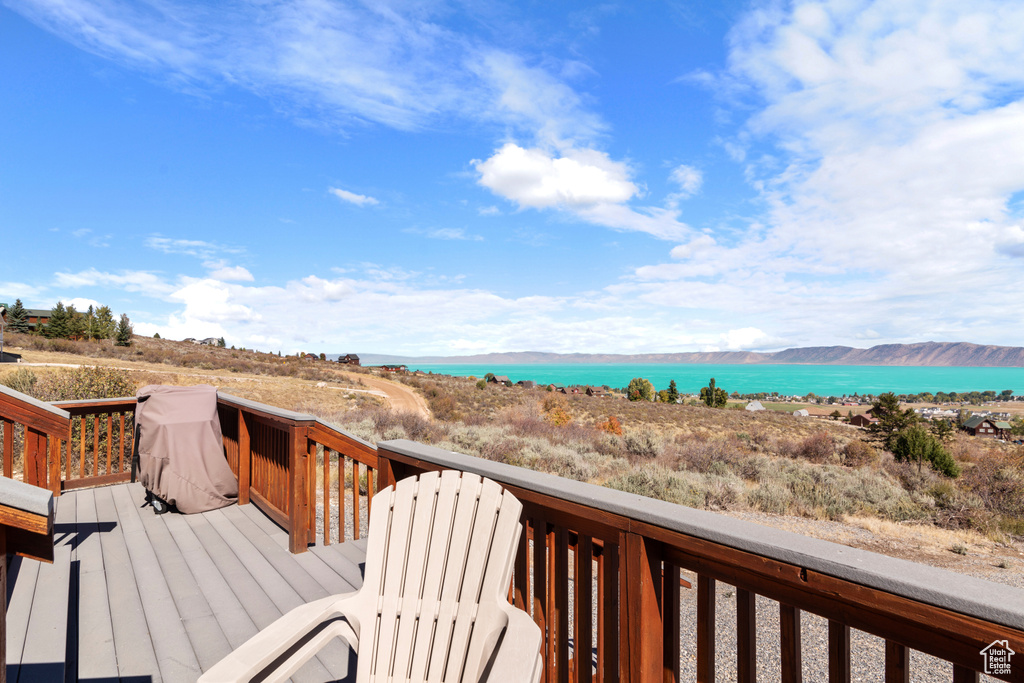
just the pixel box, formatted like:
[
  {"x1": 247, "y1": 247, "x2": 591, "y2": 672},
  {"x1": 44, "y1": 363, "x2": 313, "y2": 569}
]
[
  {"x1": 623, "y1": 426, "x2": 663, "y2": 460},
  {"x1": 0, "y1": 368, "x2": 38, "y2": 395},
  {"x1": 842, "y1": 440, "x2": 879, "y2": 468},
  {"x1": 33, "y1": 366, "x2": 137, "y2": 401}
]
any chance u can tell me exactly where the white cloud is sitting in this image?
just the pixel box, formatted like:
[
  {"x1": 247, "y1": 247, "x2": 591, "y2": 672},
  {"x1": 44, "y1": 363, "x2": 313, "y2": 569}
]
[
  {"x1": 329, "y1": 187, "x2": 379, "y2": 207},
  {"x1": 53, "y1": 268, "x2": 177, "y2": 297},
  {"x1": 475, "y1": 143, "x2": 637, "y2": 209},
  {"x1": 65, "y1": 297, "x2": 101, "y2": 312},
  {"x1": 207, "y1": 265, "x2": 255, "y2": 282},
  {"x1": 474, "y1": 143, "x2": 691, "y2": 240},
  {"x1": 668, "y1": 165, "x2": 703, "y2": 200},
  {"x1": 424, "y1": 228, "x2": 483, "y2": 241},
  {"x1": 146, "y1": 236, "x2": 242, "y2": 259}
]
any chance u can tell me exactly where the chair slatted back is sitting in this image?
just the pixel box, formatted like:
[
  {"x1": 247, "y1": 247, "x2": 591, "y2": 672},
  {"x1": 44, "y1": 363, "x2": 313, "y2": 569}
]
[{"x1": 359, "y1": 470, "x2": 524, "y2": 682}]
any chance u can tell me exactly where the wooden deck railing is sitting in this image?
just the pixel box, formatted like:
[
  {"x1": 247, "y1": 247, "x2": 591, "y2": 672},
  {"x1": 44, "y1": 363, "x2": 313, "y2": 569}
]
[
  {"x1": 215, "y1": 393, "x2": 378, "y2": 553},
  {"x1": 0, "y1": 385, "x2": 71, "y2": 495},
  {"x1": 375, "y1": 439, "x2": 1024, "y2": 683},
  {"x1": 50, "y1": 397, "x2": 137, "y2": 491}
]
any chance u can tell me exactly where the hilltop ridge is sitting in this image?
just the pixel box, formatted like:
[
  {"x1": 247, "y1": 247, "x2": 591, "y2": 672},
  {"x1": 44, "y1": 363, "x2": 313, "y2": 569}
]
[{"x1": 358, "y1": 341, "x2": 1024, "y2": 367}]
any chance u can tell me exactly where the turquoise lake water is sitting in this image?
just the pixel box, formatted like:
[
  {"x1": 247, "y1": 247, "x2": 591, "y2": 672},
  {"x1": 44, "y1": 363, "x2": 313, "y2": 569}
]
[{"x1": 406, "y1": 363, "x2": 1024, "y2": 396}]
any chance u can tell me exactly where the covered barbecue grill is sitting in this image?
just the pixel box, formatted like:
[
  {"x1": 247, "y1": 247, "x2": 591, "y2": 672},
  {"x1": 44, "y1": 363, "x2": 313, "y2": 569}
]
[{"x1": 133, "y1": 384, "x2": 238, "y2": 514}]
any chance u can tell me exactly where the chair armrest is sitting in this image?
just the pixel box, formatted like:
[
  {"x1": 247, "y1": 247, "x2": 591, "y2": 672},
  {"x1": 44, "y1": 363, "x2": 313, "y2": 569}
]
[
  {"x1": 482, "y1": 606, "x2": 543, "y2": 683},
  {"x1": 199, "y1": 593, "x2": 360, "y2": 683}
]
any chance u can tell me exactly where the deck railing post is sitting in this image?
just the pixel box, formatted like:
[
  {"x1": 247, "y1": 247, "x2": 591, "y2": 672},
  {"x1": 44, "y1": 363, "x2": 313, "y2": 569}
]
[
  {"x1": 376, "y1": 452, "x2": 396, "y2": 492},
  {"x1": 287, "y1": 422, "x2": 310, "y2": 554},
  {"x1": 620, "y1": 530, "x2": 664, "y2": 683},
  {"x1": 237, "y1": 408, "x2": 251, "y2": 505}
]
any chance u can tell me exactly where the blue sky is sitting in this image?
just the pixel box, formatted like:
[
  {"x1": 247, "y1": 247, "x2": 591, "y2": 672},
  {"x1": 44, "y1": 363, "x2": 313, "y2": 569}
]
[{"x1": 3, "y1": 0, "x2": 1024, "y2": 356}]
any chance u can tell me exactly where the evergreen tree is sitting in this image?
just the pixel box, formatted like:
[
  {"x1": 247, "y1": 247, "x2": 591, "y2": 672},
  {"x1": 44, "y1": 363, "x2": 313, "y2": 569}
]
[
  {"x1": 218, "y1": 337, "x2": 227, "y2": 348},
  {"x1": 84, "y1": 305, "x2": 96, "y2": 340},
  {"x1": 700, "y1": 378, "x2": 728, "y2": 408},
  {"x1": 891, "y1": 424, "x2": 960, "y2": 477},
  {"x1": 667, "y1": 380, "x2": 679, "y2": 404},
  {"x1": 868, "y1": 392, "x2": 917, "y2": 449},
  {"x1": 94, "y1": 306, "x2": 116, "y2": 339},
  {"x1": 66, "y1": 304, "x2": 87, "y2": 340},
  {"x1": 44, "y1": 302, "x2": 70, "y2": 339},
  {"x1": 7, "y1": 299, "x2": 30, "y2": 333},
  {"x1": 115, "y1": 314, "x2": 133, "y2": 347},
  {"x1": 154, "y1": 332, "x2": 161, "y2": 339}
]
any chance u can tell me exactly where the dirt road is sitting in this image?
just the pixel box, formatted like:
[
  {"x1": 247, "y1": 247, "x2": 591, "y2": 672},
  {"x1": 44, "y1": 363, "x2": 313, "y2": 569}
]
[{"x1": 339, "y1": 372, "x2": 431, "y2": 420}]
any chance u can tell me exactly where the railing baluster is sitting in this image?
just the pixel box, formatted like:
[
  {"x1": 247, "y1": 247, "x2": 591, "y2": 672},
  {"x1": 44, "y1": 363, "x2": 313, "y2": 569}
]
[
  {"x1": 105, "y1": 413, "x2": 113, "y2": 474},
  {"x1": 2, "y1": 418, "x2": 12, "y2": 478},
  {"x1": 323, "y1": 447, "x2": 331, "y2": 545},
  {"x1": 601, "y1": 542, "x2": 618, "y2": 683},
  {"x1": 738, "y1": 588, "x2": 756, "y2": 683},
  {"x1": 352, "y1": 459, "x2": 360, "y2": 540},
  {"x1": 338, "y1": 454, "x2": 346, "y2": 542},
  {"x1": 828, "y1": 620, "x2": 850, "y2": 683},
  {"x1": 952, "y1": 664, "x2": 980, "y2": 682},
  {"x1": 663, "y1": 559, "x2": 680, "y2": 683},
  {"x1": 118, "y1": 413, "x2": 126, "y2": 473},
  {"x1": 66, "y1": 420, "x2": 73, "y2": 482},
  {"x1": 697, "y1": 575, "x2": 715, "y2": 683},
  {"x1": 884, "y1": 641, "x2": 909, "y2": 683},
  {"x1": 531, "y1": 511, "x2": 549, "y2": 682},
  {"x1": 576, "y1": 535, "x2": 594, "y2": 683},
  {"x1": 367, "y1": 467, "x2": 374, "y2": 513},
  {"x1": 92, "y1": 415, "x2": 99, "y2": 476},
  {"x1": 780, "y1": 604, "x2": 802, "y2": 683},
  {"x1": 554, "y1": 525, "x2": 569, "y2": 683},
  {"x1": 79, "y1": 416, "x2": 86, "y2": 477}
]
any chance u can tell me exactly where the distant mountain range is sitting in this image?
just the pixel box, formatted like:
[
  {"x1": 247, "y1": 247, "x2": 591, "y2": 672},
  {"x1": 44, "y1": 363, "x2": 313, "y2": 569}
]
[{"x1": 354, "y1": 342, "x2": 1024, "y2": 367}]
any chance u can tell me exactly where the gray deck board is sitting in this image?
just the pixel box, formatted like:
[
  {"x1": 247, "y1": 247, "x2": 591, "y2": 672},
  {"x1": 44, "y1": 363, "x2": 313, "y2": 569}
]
[
  {"x1": 93, "y1": 485, "x2": 163, "y2": 681},
  {"x1": 6, "y1": 482, "x2": 368, "y2": 682},
  {"x1": 75, "y1": 487, "x2": 120, "y2": 681},
  {"x1": 112, "y1": 483, "x2": 203, "y2": 683},
  {"x1": 5, "y1": 543, "x2": 40, "y2": 681}
]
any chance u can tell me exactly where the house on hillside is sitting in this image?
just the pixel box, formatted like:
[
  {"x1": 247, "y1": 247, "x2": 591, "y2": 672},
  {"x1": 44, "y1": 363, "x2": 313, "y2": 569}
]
[
  {"x1": 548, "y1": 384, "x2": 565, "y2": 393},
  {"x1": 963, "y1": 415, "x2": 1011, "y2": 439},
  {"x1": 586, "y1": 386, "x2": 604, "y2": 397},
  {"x1": 0, "y1": 303, "x2": 52, "y2": 333},
  {"x1": 380, "y1": 364, "x2": 407, "y2": 373},
  {"x1": 516, "y1": 380, "x2": 536, "y2": 389},
  {"x1": 488, "y1": 375, "x2": 511, "y2": 386},
  {"x1": 338, "y1": 354, "x2": 361, "y2": 366},
  {"x1": 850, "y1": 414, "x2": 878, "y2": 428},
  {"x1": 199, "y1": 337, "x2": 219, "y2": 346}
]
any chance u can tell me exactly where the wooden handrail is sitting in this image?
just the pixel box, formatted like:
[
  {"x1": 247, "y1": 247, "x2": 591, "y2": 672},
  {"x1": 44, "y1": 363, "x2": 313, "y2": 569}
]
[{"x1": 376, "y1": 439, "x2": 1024, "y2": 683}]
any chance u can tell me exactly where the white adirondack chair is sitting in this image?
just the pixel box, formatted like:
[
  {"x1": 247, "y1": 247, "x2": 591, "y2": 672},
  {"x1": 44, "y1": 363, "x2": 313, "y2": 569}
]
[{"x1": 200, "y1": 470, "x2": 543, "y2": 683}]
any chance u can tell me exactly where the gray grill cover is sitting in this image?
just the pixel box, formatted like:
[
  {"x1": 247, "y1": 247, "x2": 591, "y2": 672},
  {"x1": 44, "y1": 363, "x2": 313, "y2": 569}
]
[{"x1": 136, "y1": 384, "x2": 238, "y2": 513}]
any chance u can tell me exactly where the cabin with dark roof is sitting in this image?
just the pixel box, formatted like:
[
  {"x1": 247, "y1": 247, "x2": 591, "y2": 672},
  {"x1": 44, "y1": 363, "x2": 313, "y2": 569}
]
[{"x1": 963, "y1": 415, "x2": 1010, "y2": 439}]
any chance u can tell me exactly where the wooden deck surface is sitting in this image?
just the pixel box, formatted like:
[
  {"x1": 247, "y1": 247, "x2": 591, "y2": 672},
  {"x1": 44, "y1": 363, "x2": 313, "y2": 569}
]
[{"x1": 6, "y1": 482, "x2": 366, "y2": 683}]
